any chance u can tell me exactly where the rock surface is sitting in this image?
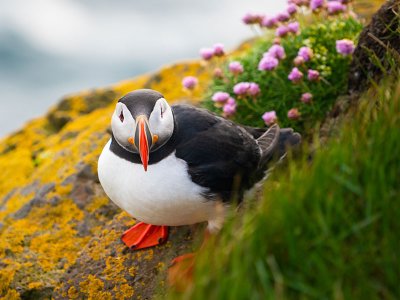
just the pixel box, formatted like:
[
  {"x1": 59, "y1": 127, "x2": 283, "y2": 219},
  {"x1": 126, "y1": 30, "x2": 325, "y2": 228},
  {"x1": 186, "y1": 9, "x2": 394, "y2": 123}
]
[
  {"x1": 348, "y1": 0, "x2": 400, "y2": 93},
  {"x1": 0, "y1": 60, "x2": 212, "y2": 299}
]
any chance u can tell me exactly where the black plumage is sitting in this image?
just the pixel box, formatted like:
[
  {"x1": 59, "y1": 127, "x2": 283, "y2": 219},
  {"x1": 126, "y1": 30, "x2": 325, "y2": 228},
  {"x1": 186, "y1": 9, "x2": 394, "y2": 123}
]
[{"x1": 110, "y1": 96, "x2": 301, "y2": 203}]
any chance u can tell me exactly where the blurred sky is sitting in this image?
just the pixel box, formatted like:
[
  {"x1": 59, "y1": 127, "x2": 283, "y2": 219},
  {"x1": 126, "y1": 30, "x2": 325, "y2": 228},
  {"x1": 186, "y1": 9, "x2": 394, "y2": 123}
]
[{"x1": 0, "y1": 0, "x2": 286, "y2": 137}]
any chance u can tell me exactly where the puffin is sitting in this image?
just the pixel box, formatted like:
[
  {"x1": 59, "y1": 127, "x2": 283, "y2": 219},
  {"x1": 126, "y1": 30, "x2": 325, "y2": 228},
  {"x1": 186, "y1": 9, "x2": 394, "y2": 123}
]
[{"x1": 98, "y1": 89, "x2": 300, "y2": 250}]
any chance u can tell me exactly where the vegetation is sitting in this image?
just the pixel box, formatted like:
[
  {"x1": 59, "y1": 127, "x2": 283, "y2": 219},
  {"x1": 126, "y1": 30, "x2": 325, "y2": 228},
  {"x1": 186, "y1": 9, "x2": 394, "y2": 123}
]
[
  {"x1": 174, "y1": 75, "x2": 400, "y2": 299},
  {"x1": 172, "y1": 2, "x2": 399, "y2": 299},
  {"x1": 201, "y1": 10, "x2": 362, "y2": 132}
]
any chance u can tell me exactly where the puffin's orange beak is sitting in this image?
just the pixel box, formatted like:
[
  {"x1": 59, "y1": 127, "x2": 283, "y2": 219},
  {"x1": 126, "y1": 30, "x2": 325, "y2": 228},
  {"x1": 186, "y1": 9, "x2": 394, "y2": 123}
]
[{"x1": 129, "y1": 115, "x2": 153, "y2": 171}]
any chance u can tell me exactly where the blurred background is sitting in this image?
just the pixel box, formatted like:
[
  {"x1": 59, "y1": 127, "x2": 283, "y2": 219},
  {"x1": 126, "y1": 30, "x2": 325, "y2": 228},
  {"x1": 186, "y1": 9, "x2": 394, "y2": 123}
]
[{"x1": 0, "y1": 0, "x2": 287, "y2": 137}]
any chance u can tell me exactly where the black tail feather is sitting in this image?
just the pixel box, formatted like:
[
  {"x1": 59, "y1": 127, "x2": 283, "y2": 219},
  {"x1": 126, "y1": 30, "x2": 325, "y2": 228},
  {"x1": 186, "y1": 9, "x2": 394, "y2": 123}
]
[{"x1": 256, "y1": 125, "x2": 301, "y2": 164}]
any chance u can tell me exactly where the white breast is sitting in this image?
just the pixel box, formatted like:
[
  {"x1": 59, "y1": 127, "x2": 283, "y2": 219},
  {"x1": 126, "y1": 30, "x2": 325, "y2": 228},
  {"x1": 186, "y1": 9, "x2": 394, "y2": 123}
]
[{"x1": 98, "y1": 140, "x2": 222, "y2": 227}]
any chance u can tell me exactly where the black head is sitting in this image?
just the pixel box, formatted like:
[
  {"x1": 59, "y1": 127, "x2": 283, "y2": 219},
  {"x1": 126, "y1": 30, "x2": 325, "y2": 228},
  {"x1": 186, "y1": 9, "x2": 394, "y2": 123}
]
[
  {"x1": 112, "y1": 89, "x2": 174, "y2": 171},
  {"x1": 118, "y1": 89, "x2": 164, "y2": 118}
]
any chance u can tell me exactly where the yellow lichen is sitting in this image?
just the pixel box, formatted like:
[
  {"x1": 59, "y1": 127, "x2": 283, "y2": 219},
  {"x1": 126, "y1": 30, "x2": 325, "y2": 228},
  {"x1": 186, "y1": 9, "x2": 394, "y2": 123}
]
[
  {"x1": 103, "y1": 256, "x2": 126, "y2": 282},
  {"x1": 28, "y1": 200, "x2": 87, "y2": 272},
  {"x1": 113, "y1": 283, "x2": 135, "y2": 300},
  {"x1": 128, "y1": 266, "x2": 136, "y2": 277},
  {"x1": 27, "y1": 282, "x2": 43, "y2": 290},
  {"x1": 0, "y1": 289, "x2": 21, "y2": 300},
  {"x1": 86, "y1": 196, "x2": 109, "y2": 213},
  {"x1": 0, "y1": 268, "x2": 16, "y2": 295},
  {"x1": 79, "y1": 275, "x2": 112, "y2": 300},
  {"x1": 156, "y1": 262, "x2": 165, "y2": 272},
  {"x1": 144, "y1": 249, "x2": 154, "y2": 261},
  {"x1": 86, "y1": 228, "x2": 122, "y2": 262},
  {"x1": 67, "y1": 286, "x2": 79, "y2": 299}
]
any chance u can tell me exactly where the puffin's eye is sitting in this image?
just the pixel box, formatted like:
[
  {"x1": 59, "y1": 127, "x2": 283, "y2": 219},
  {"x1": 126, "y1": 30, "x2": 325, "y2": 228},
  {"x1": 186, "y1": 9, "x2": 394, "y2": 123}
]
[
  {"x1": 160, "y1": 104, "x2": 164, "y2": 118},
  {"x1": 119, "y1": 111, "x2": 124, "y2": 122}
]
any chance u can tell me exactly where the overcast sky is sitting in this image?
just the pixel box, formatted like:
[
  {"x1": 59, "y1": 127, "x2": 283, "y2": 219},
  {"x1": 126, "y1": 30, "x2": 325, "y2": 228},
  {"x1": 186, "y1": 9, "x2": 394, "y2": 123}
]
[{"x1": 0, "y1": 0, "x2": 286, "y2": 136}]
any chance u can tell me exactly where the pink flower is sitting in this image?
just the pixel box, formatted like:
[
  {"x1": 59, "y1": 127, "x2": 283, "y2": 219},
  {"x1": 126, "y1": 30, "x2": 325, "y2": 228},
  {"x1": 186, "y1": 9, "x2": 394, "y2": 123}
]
[
  {"x1": 213, "y1": 68, "x2": 224, "y2": 79},
  {"x1": 262, "y1": 111, "x2": 277, "y2": 125},
  {"x1": 248, "y1": 83, "x2": 261, "y2": 96},
  {"x1": 200, "y1": 48, "x2": 214, "y2": 60},
  {"x1": 310, "y1": 0, "x2": 324, "y2": 11},
  {"x1": 288, "y1": 0, "x2": 304, "y2": 4},
  {"x1": 258, "y1": 55, "x2": 279, "y2": 71},
  {"x1": 261, "y1": 16, "x2": 278, "y2": 28},
  {"x1": 276, "y1": 25, "x2": 289, "y2": 37},
  {"x1": 336, "y1": 39, "x2": 355, "y2": 56},
  {"x1": 298, "y1": 46, "x2": 313, "y2": 61},
  {"x1": 212, "y1": 92, "x2": 230, "y2": 103},
  {"x1": 277, "y1": 11, "x2": 291, "y2": 22},
  {"x1": 229, "y1": 61, "x2": 244, "y2": 75},
  {"x1": 223, "y1": 97, "x2": 237, "y2": 116},
  {"x1": 307, "y1": 69, "x2": 320, "y2": 81},
  {"x1": 233, "y1": 82, "x2": 260, "y2": 96},
  {"x1": 233, "y1": 82, "x2": 251, "y2": 95},
  {"x1": 213, "y1": 43, "x2": 225, "y2": 57},
  {"x1": 327, "y1": 1, "x2": 346, "y2": 14},
  {"x1": 287, "y1": 108, "x2": 301, "y2": 120},
  {"x1": 287, "y1": 4, "x2": 298, "y2": 15},
  {"x1": 242, "y1": 13, "x2": 264, "y2": 25},
  {"x1": 182, "y1": 76, "x2": 198, "y2": 90},
  {"x1": 288, "y1": 67, "x2": 303, "y2": 83},
  {"x1": 290, "y1": 0, "x2": 310, "y2": 5},
  {"x1": 287, "y1": 21, "x2": 300, "y2": 34},
  {"x1": 267, "y1": 44, "x2": 286, "y2": 60},
  {"x1": 293, "y1": 56, "x2": 305, "y2": 66},
  {"x1": 242, "y1": 13, "x2": 255, "y2": 24},
  {"x1": 226, "y1": 97, "x2": 236, "y2": 106},
  {"x1": 301, "y1": 92, "x2": 313, "y2": 103}
]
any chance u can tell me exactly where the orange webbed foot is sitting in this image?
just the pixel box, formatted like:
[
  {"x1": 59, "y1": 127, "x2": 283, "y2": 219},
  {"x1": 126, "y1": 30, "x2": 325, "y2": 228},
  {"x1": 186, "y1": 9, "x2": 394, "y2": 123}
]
[
  {"x1": 168, "y1": 252, "x2": 196, "y2": 290},
  {"x1": 121, "y1": 222, "x2": 168, "y2": 250}
]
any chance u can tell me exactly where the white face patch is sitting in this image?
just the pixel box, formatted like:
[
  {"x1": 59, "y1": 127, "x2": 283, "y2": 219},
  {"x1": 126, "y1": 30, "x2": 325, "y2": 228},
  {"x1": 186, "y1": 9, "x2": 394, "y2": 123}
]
[
  {"x1": 111, "y1": 102, "x2": 136, "y2": 151},
  {"x1": 148, "y1": 98, "x2": 174, "y2": 151}
]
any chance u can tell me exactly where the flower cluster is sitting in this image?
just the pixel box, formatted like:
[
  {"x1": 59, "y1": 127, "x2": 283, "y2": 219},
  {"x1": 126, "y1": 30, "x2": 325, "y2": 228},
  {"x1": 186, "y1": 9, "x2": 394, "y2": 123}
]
[
  {"x1": 287, "y1": 108, "x2": 301, "y2": 120},
  {"x1": 259, "y1": 55, "x2": 279, "y2": 71},
  {"x1": 301, "y1": 92, "x2": 313, "y2": 103},
  {"x1": 327, "y1": 1, "x2": 346, "y2": 15},
  {"x1": 243, "y1": 1, "x2": 304, "y2": 35},
  {"x1": 182, "y1": 76, "x2": 198, "y2": 90},
  {"x1": 308, "y1": 69, "x2": 320, "y2": 81},
  {"x1": 229, "y1": 61, "x2": 244, "y2": 75},
  {"x1": 233, "y1": 82, "x2": 260, "y2": 97},
  {"x1": 200, "y1": 43, "x2": 225, "y2": 61},
  {"x1": 192, "y1": 0, "x2": 360, "y2": 130},
  {"x1": 259, "y1": 44, "x2": 286, "y2": 71},
  {"x1": 262, "y1": 111, "x2": 277, "y2": 126},
  {"x1": 242, "y1": 13, "x2": 265, "y2": 25},
  {"x1": 211, "y1": 92, "x2": 237, "y2": 117},
  {"x1": 310, "y1": 0, "x2": 324, "y2": 11},
  {"x1": 336, "y1": 39, "x2": 355, "y2": 56},
  {"x1": 288, "y1": 67, "x2": 303, "y2": 83},
  {"x1": 310, "y1": 0, "x2": 348, "y2": 14}
]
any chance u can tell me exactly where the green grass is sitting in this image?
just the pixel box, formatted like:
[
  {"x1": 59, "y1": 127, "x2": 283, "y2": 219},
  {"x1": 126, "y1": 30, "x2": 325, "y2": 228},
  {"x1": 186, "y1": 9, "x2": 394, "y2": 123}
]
[
  {"x1": 170, "y1": 76, "x2": 400, "y2": 299},
  {"x1": 203, "y1": 16, "x2": 363, "y2": 132}
]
